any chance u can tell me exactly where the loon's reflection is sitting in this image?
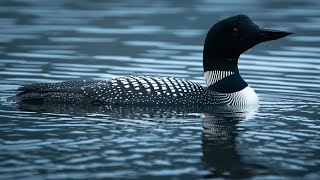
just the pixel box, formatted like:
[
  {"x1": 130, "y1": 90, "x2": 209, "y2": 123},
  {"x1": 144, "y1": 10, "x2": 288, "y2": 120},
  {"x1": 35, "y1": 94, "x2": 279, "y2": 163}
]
[
  {"x1": 202, "y1": 105, "x2": 268, "y2": 179},
  {"x1": 16, "y1": 102, "x2": 266, "y2": 178}
]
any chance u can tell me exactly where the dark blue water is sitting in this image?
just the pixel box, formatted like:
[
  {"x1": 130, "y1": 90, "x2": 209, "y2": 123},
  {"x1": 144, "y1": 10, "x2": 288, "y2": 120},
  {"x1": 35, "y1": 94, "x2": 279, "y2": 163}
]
[{"x1": 0, "y1": 0, "x2": 320, "y2": 179}]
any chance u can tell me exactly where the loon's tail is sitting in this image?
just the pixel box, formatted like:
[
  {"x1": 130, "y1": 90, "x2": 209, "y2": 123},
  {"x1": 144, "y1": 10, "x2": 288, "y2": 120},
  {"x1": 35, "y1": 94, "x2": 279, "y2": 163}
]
[
  {"x1": 7, "y1": 94, "x2": 20, "y2": 102},
  {"x1": 9, "y1": 84, "x2": 83, "y2": 104},
  {"x1": 8, "y1": 89, "x2": 81, "y2": 104},
  {"x1": 8, "y1": 80, "x2": 104, "y2": 104}
]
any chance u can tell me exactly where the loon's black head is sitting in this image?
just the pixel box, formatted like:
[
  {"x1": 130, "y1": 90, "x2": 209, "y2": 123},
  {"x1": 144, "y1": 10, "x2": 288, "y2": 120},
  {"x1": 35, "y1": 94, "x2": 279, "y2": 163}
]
[{"x1": 203, "y1": 14, "x2": 292, "y2": 71}]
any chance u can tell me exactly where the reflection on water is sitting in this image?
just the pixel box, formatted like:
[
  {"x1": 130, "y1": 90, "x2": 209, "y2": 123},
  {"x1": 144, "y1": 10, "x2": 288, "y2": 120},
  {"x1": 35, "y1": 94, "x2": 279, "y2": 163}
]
[
  {"x1": 202, "y1": 106, "x2": 267, "y2": 179},
  {"x1": 1, "y1": 0, "x2": 320, "y2": 179}
]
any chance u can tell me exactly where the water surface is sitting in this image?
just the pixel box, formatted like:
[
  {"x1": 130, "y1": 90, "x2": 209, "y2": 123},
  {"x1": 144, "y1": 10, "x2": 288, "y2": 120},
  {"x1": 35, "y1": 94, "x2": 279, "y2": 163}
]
[{"x1": 0, "y1": 0, "x2": 320, "y2": 179}]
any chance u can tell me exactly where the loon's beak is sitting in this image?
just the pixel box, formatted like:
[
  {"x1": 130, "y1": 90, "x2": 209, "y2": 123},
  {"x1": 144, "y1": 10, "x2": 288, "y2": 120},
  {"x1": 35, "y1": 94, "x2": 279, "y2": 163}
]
[{"x1": 258, "y1": 28, "x2": 293, "y2": 42}]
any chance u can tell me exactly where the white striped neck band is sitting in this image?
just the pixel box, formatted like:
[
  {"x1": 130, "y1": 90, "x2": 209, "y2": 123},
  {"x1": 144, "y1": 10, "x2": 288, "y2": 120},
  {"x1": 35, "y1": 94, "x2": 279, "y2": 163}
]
[{"x1": 204, "y1": 70, "x2": 235, "y2": 87}]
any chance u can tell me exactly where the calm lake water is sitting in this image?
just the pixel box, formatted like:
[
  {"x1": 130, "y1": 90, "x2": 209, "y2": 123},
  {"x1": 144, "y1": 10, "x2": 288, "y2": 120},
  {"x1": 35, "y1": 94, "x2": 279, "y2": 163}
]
[{"x1": 0, "y1": 0, "x2": 320, "y2": 179}]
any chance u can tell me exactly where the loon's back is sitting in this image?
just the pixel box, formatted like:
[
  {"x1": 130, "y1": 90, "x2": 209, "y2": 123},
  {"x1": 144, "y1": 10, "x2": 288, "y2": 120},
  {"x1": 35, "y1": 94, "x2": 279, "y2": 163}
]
[{"x1": 12, "y1": 77, "x2": 230, "y2": 106}]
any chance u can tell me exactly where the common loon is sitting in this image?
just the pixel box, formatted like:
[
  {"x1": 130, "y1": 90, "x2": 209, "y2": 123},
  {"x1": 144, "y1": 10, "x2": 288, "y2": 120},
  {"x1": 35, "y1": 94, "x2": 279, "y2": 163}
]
[{"x1": 10, "y1": 15, "x2": 292, "y2": 106}]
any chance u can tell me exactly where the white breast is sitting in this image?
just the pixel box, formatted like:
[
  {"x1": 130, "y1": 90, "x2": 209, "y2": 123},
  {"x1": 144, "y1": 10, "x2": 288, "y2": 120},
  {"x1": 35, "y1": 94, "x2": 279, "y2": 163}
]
[{"x1": 222, "y1": 86, "x2": 259, "y2": 106}]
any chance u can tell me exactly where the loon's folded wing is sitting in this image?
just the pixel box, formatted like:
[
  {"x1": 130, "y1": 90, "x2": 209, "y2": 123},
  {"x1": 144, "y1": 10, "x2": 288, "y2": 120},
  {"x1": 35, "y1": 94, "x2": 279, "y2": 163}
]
[{"x1": 79, "y1": 76, "x2": 214, "y2": 105}]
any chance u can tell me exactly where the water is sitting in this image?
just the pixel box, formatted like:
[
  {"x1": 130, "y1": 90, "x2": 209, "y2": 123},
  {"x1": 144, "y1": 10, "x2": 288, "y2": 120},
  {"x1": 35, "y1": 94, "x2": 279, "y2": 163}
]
[{"x1": 0, "y1": 0, "x2": 320, "y2": 179}]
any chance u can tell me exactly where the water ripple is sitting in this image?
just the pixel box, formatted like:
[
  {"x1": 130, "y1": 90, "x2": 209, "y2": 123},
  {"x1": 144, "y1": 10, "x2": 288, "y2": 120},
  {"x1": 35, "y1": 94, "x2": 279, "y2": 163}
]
[{"x1": 0, "y1": 0, "x2": 320, "y2": 179}]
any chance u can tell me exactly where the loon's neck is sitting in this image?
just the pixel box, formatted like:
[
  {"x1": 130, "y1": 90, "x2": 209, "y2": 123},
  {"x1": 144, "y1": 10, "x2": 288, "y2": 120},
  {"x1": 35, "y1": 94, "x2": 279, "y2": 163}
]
[{"x1": 203, "y1": 56, "x2": 248, "y2": 93}]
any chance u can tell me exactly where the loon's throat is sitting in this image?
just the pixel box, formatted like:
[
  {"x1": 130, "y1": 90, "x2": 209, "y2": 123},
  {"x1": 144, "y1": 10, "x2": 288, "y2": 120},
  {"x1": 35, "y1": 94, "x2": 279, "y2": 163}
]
[
  {"x1": 203, "y1": 58, "x2": 248, "y2": 93},
  {"x1": 203, "y1": 54, "x2": 248, "y2": 93},
  {"x1": 204, "y1": 70, "x2": 235, "y2": 87},
  {"x1": 203, "y1": 56, "x2": 240, "y2": 87},
  {"x1": 205, "y1": 71, "x2": 248, "y2": 93}
]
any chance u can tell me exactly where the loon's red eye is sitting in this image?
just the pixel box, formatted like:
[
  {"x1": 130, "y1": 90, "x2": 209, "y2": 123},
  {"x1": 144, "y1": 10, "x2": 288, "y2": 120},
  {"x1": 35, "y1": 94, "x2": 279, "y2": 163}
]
[{"x1": 232, "y1": 28, "x2": 240, "y2": 36}]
